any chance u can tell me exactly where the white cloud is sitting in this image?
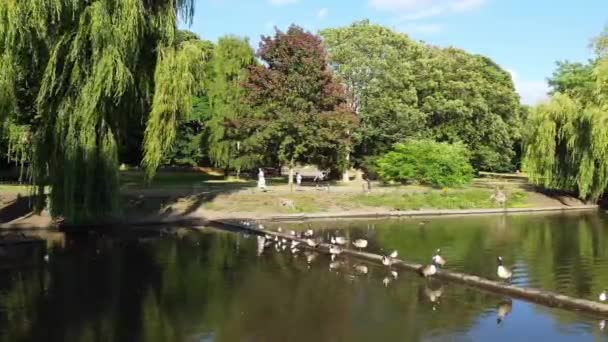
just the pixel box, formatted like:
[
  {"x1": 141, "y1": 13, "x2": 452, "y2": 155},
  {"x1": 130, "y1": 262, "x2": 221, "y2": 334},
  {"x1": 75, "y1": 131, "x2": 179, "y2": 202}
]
[
  {"x1": 508, "y1": 69, "x2": 550, "y2": 105},
  {"x1": 372, "y1": 0, "x2": 486, "y2": 20},
  {"x1": 318, "y1": 8, "x2": 329, "y2": 19},
  {"x1": 269, "y1": 0, "x2": 298, "y2": 5},
  {"x1": 398, "y1": 23, "x2": 443, "y2": 34}
]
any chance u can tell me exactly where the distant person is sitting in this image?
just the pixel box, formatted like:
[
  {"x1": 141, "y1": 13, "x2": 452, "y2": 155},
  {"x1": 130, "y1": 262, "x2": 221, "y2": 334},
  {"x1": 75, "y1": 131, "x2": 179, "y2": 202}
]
[
  {"x1": 257, "y1": 168, "x2": 266, "y2": 191},
  {"x1": 296, "y1": 172, "x2": 302, "y2": 186}
]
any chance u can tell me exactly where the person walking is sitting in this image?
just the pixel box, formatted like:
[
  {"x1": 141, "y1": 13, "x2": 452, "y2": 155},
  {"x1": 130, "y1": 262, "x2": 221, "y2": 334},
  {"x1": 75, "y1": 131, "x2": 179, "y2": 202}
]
[{"x1": 257, "y1": 168, "x2": 266, "y2": 191}]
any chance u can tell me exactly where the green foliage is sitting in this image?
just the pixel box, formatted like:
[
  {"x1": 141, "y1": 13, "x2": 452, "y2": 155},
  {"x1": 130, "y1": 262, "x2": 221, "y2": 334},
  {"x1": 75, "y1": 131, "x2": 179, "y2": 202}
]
[
  {"x1": 548, "y1": 61, "x2": 596, "y2": 103},
  {"x1": 206, "y1": 36, "x2": 257, "y2": 174},
  {"x1": 0, "y1": 0, "x2": 205, "y2": 223},
  {"x1": 322, "y1": 21, "x2": 522, "y2": 172},
  {"x1": 376, "y1": 140, "x2": 474, "y2": 187},
  {"x1": 241, "y1": 25, "x2": 358, "y2": 180}
]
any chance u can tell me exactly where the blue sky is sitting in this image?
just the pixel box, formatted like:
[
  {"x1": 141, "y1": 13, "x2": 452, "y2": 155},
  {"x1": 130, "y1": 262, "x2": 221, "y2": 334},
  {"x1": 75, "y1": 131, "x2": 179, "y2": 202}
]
[{"x1": 186, "y1": 0, "x2": 608, "y2": 105}]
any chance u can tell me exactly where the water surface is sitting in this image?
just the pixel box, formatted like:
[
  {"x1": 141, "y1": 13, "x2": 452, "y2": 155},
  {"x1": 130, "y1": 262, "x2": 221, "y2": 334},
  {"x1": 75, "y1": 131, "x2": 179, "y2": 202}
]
[{"x1": 1, "y1": 211, "x2": 608, "y2": 341}]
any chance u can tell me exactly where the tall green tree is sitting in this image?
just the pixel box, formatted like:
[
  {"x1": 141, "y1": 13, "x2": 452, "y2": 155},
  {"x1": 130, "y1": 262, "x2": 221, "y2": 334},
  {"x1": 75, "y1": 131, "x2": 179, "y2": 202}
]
[
  {"x1": 206, "y1": 36, "x2": 256, "y2": 177},
  {"x1": 321, "y1": 21, "x2": 425, "y2": 161},
  {"x1": 0, "y1": 1, "x2": 207, "y2": 223},
  {"x1": 241, "y1": 25, "x2": 358, "y2": 183},
  {"x1": 547, "y1": 61, "x2": 596, "y2": 103}
]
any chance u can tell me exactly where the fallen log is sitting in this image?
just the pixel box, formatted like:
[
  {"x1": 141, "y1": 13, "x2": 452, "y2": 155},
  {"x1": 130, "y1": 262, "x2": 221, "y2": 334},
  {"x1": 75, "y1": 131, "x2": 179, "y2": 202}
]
[{"x1": 210, "y1": 219, "x2": 608, "y2": 318}]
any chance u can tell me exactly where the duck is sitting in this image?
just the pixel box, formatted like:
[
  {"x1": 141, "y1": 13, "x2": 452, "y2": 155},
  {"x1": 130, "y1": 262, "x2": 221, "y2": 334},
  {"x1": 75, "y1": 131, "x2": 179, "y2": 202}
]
[
  {"x1": 496, "y1": 300, "x2": 513, "y2": 325},
  {"x1": 353, "y1": 239, "x2": 368, "y2": 250},
  {"x1": 496, "y1": 256, "x2": 513, "y2": 282},
  {"x1": 432, "y1": 249, "x2": 446, "y2": 267},
  {"x1": 419, "y1": 261, "x2": 438, "y2": 278},
  {"x1": 599, "y1": 289, "x2": 607, "y2": 302}
]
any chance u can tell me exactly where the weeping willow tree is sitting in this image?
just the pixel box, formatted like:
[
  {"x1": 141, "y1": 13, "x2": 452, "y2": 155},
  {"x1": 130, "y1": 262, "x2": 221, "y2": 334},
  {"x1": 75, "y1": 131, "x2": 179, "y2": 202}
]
[
  {"x1": 206, "y1": 36, "x2": 256, "y2": 177},
  {"x1": 524, "y1": 28, "x2": 608, "y2": 201},
  {"x1": 0, "y1": 0, "x2": 208, "y2": 223}
]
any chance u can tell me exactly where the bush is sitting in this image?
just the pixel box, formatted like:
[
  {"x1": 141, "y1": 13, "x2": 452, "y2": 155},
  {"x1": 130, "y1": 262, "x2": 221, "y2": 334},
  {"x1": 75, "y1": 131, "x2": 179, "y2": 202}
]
[{"x1": 376, "y1": 140, "x2": 474, "y2": 187}]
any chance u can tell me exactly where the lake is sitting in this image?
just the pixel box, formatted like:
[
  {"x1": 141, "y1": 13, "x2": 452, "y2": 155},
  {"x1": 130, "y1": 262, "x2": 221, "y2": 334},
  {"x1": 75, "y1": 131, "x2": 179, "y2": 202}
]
[{"x1": 1, "y1": 211, "x2": 608, "y2": 341}]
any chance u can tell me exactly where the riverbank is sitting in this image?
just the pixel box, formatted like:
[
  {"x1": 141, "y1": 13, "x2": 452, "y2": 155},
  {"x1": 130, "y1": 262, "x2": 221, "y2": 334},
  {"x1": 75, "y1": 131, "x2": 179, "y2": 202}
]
[{"x1": 0, "y1": 170, "x2": 597, "y2": 229}]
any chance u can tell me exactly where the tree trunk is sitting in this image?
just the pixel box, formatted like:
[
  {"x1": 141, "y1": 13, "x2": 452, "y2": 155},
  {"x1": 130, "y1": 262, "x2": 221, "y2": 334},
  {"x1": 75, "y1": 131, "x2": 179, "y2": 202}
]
[
  {"x1": 342, "y1": 153, "x2": 351, "y2": 182},
  {"x1": 288, "y1": 159, "x2": 294, "y2": 185}
]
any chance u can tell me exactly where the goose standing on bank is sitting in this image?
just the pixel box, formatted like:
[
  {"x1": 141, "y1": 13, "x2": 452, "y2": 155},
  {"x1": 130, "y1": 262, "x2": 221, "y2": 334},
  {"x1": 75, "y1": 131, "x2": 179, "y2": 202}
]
[
  {"x1": 432, "y1": 249, "x2": 446, "y2": 267},
  {"x1": 382, "y1": 255, "x2": 393, "y2": 267},
  {"x1": 353, "y1": 239, "x2": 368, "y2": 251},
  {"x1": 496, "y1": 256, "x2": 513, "y2": 282}
]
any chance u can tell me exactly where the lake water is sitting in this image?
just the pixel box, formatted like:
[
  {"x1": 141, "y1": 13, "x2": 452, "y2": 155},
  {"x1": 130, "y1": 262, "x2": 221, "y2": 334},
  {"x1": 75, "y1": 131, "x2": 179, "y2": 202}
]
[{"x1": 1, "y1": 211, "x2": 608, "y2": 341}]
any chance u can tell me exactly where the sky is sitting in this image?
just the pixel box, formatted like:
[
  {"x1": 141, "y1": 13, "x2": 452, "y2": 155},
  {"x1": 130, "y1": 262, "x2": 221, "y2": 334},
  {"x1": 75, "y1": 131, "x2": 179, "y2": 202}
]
[{"x1": 186, "y1": 0, "x2": 608, "y2": 105}]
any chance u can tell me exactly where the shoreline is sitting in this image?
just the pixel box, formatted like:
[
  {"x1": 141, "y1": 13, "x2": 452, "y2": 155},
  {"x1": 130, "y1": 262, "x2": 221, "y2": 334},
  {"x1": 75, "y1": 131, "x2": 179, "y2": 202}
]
[{"x1": 0, "y1": 204, "x2": 599, "y2": 230}]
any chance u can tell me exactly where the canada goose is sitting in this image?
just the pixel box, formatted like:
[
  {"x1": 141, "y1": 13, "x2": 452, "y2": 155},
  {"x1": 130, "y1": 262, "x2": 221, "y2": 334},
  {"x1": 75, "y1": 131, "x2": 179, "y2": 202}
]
[
  {"x1": 306, "y1": 238, "x2": 319, "y2": 248},
  {"x1": 291, "y1": 247, "x2": 300, "y2": 254},
  {"x1": 391, "y1": 270, "x2": 398, "y2": 279},
  {"x1": 355, "y1": 264, "x2": 369, "y2": 275},
  {"x1": 353, "y1": 239, "x2": 368, "y2": 250},
  {"x1": 599, "y1": 290, "x2": 607, "y2": 302},
  {"x1": 496, "y1": 300, "x2": 512, "y2": 325},
  {"x1": 259, "y1": 224, "x2": 265, "y2": 230},
  {"x1": 304, "y1": 229, "x2": 314, "y2": 237},
  {"x1": 382, "y1": 256, "x2": 393, "y2": 267},
  {"x1": 496, "y1": 257, "x2": 513, "y2": 281},
  {"x1": 331, "y1": 236, "x2": 348, "y2": 246},
  {"x1": 389, "y1": 250, "x2": 398, "y2": 259},
  {"x1": 291, "y1": 240, "x2": 301, "y2": 248},
  {"x1": 432, "y1": 249, "x2": 446, "y2": 267},
  {"x1": 43, "y1": 254, "x2": 49, "y2": 262},
  {"x1": 419, "y1": 261, "x2": 438, "y2": 278},
  {"x1": 289, "y1": 230, "x2": 297, "y2": 237}
]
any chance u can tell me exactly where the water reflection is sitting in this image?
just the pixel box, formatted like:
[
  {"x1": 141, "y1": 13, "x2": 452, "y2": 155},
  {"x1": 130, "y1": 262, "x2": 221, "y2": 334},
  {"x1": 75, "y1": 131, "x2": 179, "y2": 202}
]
[{"x1": 0, "y1": 212, "x2": 606, "y2": 341}]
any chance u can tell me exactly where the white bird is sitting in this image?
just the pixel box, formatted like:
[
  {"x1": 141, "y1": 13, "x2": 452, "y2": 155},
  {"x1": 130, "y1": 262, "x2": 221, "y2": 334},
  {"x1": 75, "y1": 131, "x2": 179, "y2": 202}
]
[
  {"x1": 389, "y1": 250, "x2": 398, "y2": 259},
  {"x1": 432, "y1": 248, "x2": 446, "y2": 267},
  {"x1": 353, "y1": 239, "x2": 368, "y2": 250},
  {"x1": 599, "y1": 290, "x2": 607, "y2": 302},
  {"x1": 497, "y1": 256, "x2": 513, "y2": 281}
]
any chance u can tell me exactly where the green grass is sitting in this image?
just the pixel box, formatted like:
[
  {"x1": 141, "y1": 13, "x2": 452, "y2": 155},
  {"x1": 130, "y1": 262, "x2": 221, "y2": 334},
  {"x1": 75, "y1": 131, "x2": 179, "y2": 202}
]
[{"x1": 353, "y1": 189, "x2": 529, "y2": 210}]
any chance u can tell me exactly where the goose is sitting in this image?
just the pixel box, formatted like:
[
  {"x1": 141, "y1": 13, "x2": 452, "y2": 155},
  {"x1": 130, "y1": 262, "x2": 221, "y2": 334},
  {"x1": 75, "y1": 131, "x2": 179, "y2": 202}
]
[
  {"x1": 389, "y1": 250, "x2": 398, "y2": 259},
  {"x1": 304, "y1": 229, "x2": 314, "y2": 237},
  {"x1": 353, "y1": 239, "x2": 368, "y2": 250},
  {"x1": 432, "y1": 249, "x2": 446, "y2": 267},
  {"x1": 419, "y1": 261, "x2": 438, "y2": 278},
  {"x1": 382, "y1": 255, "x2": 393, "y2": 267},
  {"x1": 329, "y1": 245, "x2": 343, "y2": 261},
  {"x1": 496, "y1": 300, "x2": 512, "y2": 325},
  {"x1": 259, "y1": 224, "x2": 265, "y2": 230},
  {"x1": 43, "y1": 254, "x2": 49, "y2": 263},
  {"x1": 391, "y1": 270, "x2": 398, "y2": 279},
  {"x1": 306, "y1": 238, "x2": 319, "y2": 248},
  {"x1": 291, "y1": 247, "x2": 300, "y2": 254},
  {"x1": 599, "y1": 290, "x2": 607, "y2": 302},
  {"x1": 291, "y1": 240, "x2": 301, "y2": 249},
  {"x1": 496, "y1": 256, "x2": 512, "y2": 281},
  {"x1": 289, "y1": 230, "x2": 297, "y2": 237},
  {"x1": 277, "y1": 227, "x2": 283, "y2": 232}
]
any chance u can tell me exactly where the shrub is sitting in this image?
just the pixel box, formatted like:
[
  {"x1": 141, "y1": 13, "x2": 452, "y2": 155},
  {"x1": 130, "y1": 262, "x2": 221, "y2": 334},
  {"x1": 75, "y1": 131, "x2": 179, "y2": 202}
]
[{"x1": 376, "y1": 140, "x2": 474, "y2": 187}]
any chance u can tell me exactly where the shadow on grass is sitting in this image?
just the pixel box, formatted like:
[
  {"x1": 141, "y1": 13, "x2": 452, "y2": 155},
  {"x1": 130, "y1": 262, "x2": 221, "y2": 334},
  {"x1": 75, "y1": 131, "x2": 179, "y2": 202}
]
[{"x1": 0, "y1": 195, "x2": 36, "y2": 224}]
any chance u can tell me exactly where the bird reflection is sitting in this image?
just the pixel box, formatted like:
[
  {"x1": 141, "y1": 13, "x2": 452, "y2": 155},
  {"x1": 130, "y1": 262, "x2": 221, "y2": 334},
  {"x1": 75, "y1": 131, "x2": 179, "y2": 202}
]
[
  {"x1": 599, "y1": 320, "x2": 606, "y2": 331},
  {"x1": 354, "y1": 264, "x2": 368, "y2": 275},
  {"x1": 423, "y1": 280, "x2": 444, "y2": 311},
  {"x1": 496, "y1": 299, "x2": 513, "y2": 325}
]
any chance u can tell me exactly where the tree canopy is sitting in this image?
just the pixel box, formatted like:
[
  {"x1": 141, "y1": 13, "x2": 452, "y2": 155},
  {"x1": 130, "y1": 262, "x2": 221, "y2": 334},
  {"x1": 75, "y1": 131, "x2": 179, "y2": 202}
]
[
  {"x1": 0, "y1": 0, "x2": 207, "y2": 223},
  {"x1": 321, "y1": 21, "x2": 522, "y2": 172},
  {"x1": 240, "y1": 25, "x2": 358, "y2": 182}
]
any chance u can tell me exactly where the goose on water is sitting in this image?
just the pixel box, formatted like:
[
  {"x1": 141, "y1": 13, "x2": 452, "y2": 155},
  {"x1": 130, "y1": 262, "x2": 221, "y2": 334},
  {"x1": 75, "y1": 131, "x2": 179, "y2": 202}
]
[
  {"x1": 496, "y1": 256, "x2": 513, "y2": 282},
  {"x1": 419, "y1": 261, "x2": 438, "y2": 278},
  {"x1": 382, "y1": 255, "x2": 393, "y2": 267},
  {"x1": 389, "y1": 250, "x2": 398, "y2": 259},
  {"x1": 432, "y1": 249, "x2": 446, "y2": 267},
  {"x1": 304, "y1": 228, "x2": 314, "y2": 237},
  {"x1": 331, "y1": 236, "x2": 348, "y2": 246},
  {"x1": 306, "y1": 238, "x2": 319, "y2": 248},
  {"x1": 353, "y1": 239, "x2": 368, "y2": 250}
]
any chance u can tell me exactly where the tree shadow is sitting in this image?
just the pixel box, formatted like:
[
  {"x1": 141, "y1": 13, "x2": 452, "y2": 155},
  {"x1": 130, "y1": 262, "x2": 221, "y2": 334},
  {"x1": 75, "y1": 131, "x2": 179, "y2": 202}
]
[{"x1": 0, "y1": 195, "x2": 36, "y2": 224}]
